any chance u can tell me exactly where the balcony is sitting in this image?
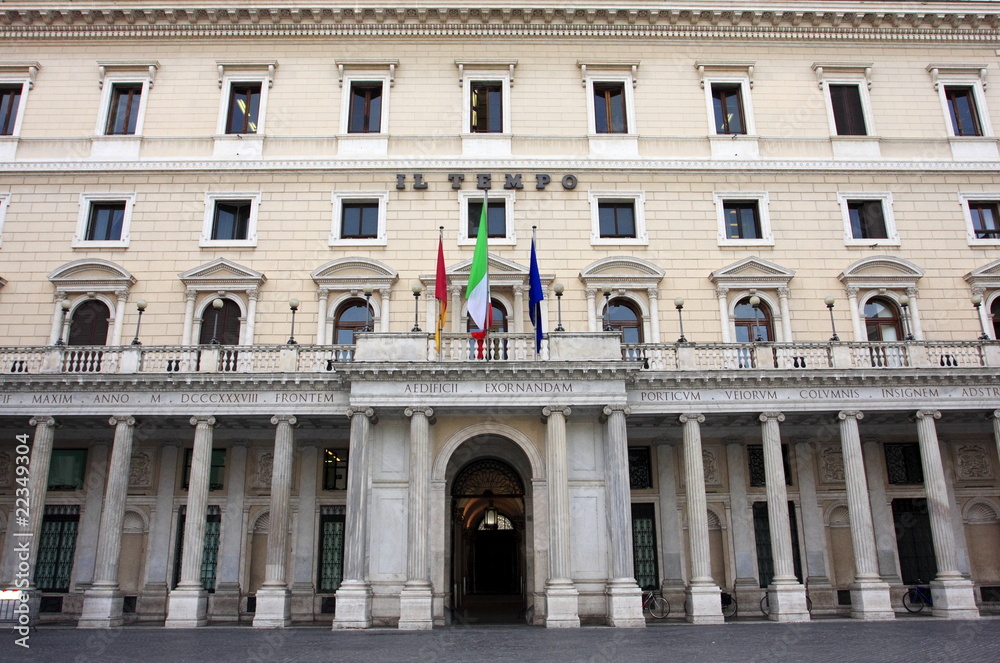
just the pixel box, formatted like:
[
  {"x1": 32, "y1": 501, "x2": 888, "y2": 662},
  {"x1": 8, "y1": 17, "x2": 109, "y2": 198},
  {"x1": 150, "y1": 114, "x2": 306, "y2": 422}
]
[{"x1": 0, "y1": 335, "x2": 997, "y2": 376}]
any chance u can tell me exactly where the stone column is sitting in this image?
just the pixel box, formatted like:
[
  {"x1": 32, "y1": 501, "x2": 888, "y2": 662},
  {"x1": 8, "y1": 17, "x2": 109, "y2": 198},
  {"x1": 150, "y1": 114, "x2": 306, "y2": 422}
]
[
  {"x1": 585, "y1": 288, "x2": 597, "y2": 332},
  {"x1": 542, "y1": 405, "x2": 580, "y2": 627},
  {"x1": 140, "y1": 443, "x2": 178, "y2": 622},
  {"x1": 647, "y1": 287, "x2": 661, "y2": 342},
  {"x1": 213, "y1": 442, "x2": 247, "y2": 622},
  {"x1": 913, "y1": 410, "x2": 979, "y2": 618},
  {"x1": 777, "y1": 287, "x2": 792, "y2": 342},
  {"x1": 49, "y1": 293, "x2": 67, "y2": 344},
  {"x1": 449, "y1": 285, "x2": 461, "y2": 333},
  {"x1": 759, "y1": 412, "x2": 809, "y2": 622},
  {"x1": 513, "y1": 286, "x2": 525, "y2": 333},
  {"x1": 111, "y1": 289, "x2": 129, "y2": 346},
  {"x1": 333, "y1": 407, "x2": 377, "y2": 629},
  {"x1": 377, "y1": 289, "x2": 391, "y2": 332},
  {"x1": 181, "y1": 290, "x2": 197, "y2": 345},
  {"x1": 716, "y1": 286, "x2": 732, "y2": 343},
  {"x1": 316, "y1": 290, "x2": 330, "y2": 345},
  {"x1": 836, "y1": 412, "x2": 894, "y2": 619},
  {"x1": 726, "y1": 442, "x2": 759, "y2": 596},
  {"x1": 399, "y1": 407, "x2": 434, "y2": 630},
  {"x1": 245, "y1": 288, "x2": 259, "y2": 345},
  {"x1": 80, "y1": 416, "x2": 137, "y2": 628},
  {"x1": 602, "y1": 405, "x2": 644, "y2": 628},
  {"x1": 254, "y1": 416, "x2": 296, "y2": 627},
  {"x1": 73, "y1": 443, "x2": 108, "y2": 590},
  {"x1": 165, "y1": 416, "x2": 216, "y2": 628},
  {"x1": 845, "y1": 287, "x2": 862, "y2": 341},
  {"x1": 992, "y1": 411, "x2": 1000, "y2": 471},
  {"x1": 16, "y1": 417, "x2": 57, "y2": 588},
  {"x1": 291, "y1": 442, "x2": 319, "y2": 623},
  {"x1": 655, "y1": 444, "x2": 685, "y2": 598},
  {"x1": 680, "y1": 414, "x2": 723, "y2": 623},
  {"x1": 906, "y1": 287, "x2": 923, "y2": 340}
]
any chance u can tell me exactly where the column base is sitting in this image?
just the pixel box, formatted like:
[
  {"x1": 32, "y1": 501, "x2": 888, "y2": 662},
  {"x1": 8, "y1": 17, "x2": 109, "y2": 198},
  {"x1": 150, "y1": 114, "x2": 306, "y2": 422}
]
[
  {"x1": 930, "y1": 577, "x2": 980, "y2": 620},
  {"x1": 253, "y1": 586, "x2": 291, "y2": 628},
  {"x1": 849, "y1": 578, "x2": 895, "y2": 620},
  {"x1": 605, "y1": 578, "x2": 645, "y2": 628},
  {"x1": 164, "y1": 586, "x2": 208, "y2": 628},
  {"x1": 331, "y1": 580, "x2": 372, "y2": 629},
  {"x1": 398, "y1": 581, "x2": 434, "y2": 630},
  {"x1": 686, "y1": 583, "x2": 724, "y2": 624},
  {"x1": 78, "y1": 586, "x2": 124, "y2": 629},
  {"x1": 211, "y1": 582, "x2": 241, "y2": 623},
  {"x1": 767, "y1": 582, "x2": 811, "y2": 623},
  {"x1": 290, "y1": 582, "x2": 316, "y2": 623},
  {"x1": 137, "y1": 582, "x2": 168, "y2": 622},
  {"x1": 544, "y1": 579, "x2": 580, "y2": 628}
]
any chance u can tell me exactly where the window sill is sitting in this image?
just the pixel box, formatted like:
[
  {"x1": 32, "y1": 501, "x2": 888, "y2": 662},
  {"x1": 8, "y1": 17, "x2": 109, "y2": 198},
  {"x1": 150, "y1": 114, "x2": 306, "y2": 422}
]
[
  {"x1": 199, "y1": 238, "x2": 258, "y2": 248},
  {"x1": 843, "y1": 237, "x2": 900, "y2": 247},
  {"x1": 588, "y1": 134, "x2": 638, "y2": 158},
  {"x1": 337, "y1": 134, "x2": 387, "y2": 157},
  {"x1": 71, "y1": 239, "x2": 130, "y2": 249},
  {"x1": 590, "y1": 234, "x2": 648, "y2": 246},
  {"x1": 213, "y1": 134, "x2": 264, "y2": 159},
  {"x1": 328, "y1": 235, "x2": 388, "y2": 247},
  {"x1": 831, "y1": 136, "x2": 881, "y2": 160},
  {"x1": 0, "y1": 137, "x2": 19, "y2": 161},
  {"x1": 717, "y1": 236, "x2": 774, "y2": 247},
  {"x1": 90, "y1": 135, "x2": 141, "y2": 160},
  {"x1": 461, "y1": 133, "x2": 511, "y2": 158},
  {"x1": 948, "y1": 137, "x2": 999, "y2": 160},
  {"x1": 709, "y1": 134, "x2": 759, "y2": 159}
]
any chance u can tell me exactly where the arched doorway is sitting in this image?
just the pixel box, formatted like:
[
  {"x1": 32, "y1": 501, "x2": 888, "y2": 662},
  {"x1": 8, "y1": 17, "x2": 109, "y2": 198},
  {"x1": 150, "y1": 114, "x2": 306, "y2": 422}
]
[
  {"x1": 450, "y1": 455, "x2": 526, "y2": 623},
  {"x1": 68, "y1": 300, "x2": 110, "y2": 346}
]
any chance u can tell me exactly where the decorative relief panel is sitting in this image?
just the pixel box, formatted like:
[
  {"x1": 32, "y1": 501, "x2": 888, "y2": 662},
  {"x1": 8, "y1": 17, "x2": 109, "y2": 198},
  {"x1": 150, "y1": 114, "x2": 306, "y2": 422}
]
[
  {"x1": 703, "y1": 447, "x2": 721, "y2": 486},
  {"x1": 254, "y1": 451, "x2": 274, "y2": 490},
  {"x1": 820, "y1": 446, "x2": 845, "y2": 485},
  {"x1": 128, "y1": 450, "x2": 153, "y2": 489},
  {"x1": 956, "y1": 444, "x2": 993, "y2": 481}
]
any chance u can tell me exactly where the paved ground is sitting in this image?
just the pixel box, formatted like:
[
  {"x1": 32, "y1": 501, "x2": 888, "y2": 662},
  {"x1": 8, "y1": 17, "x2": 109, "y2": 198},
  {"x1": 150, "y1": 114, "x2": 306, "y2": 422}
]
[{"x1": 9, "y1": 617, "x2": 1000, "y2": 663}]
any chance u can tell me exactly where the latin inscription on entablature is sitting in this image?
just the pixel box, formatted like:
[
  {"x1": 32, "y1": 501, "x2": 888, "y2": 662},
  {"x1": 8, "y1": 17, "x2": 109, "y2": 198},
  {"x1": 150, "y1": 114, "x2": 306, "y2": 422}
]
[{"x1": 0, "y1": 390, "x2": 349, "y2": 414}]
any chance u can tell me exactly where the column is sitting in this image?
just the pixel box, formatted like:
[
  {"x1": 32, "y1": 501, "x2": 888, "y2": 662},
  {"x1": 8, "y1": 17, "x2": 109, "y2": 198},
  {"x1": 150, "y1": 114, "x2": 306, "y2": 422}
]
[
  {"x1": 992, "y1": 411, "x2": 1000, "y2": 469},
  {"x1": 836, "y1": 412, "x2": 894, "y2": 619},
  {"x1": 758, "y1": 412, "x2": 809, "y2": 622},
  {"x1": 726, "y1": 443, "x2": 760, "y2": 596},
  {"x1": 49, "y1": 293, "x2": 67, "y2": 344},
  {"x1": 913, "y1": 410, "x2": 979, "y2": 618},
  {"x1": 647, "y1": 287, "x2": 661, "y2": 342},
  {"x1": 333, "y1": 407, "x2": 377, "y2": 629},
  {"x1": 542, "y1": 405, "x2": 580, "y2": 628},
  {"x1": 862, "y1": 439, "x2": 902, "y2": 583},
  {"x1": 72, "y1": 443, "x2": 108, "y2": 590},
  {"x1": 245, "y1": 288, "x2": 259, "y2": 345},
  {"x1": 139, "y1": 443, "x2": 178, "y2": 622},
  {"x1": 777, "y1": 287, "x2": 792, "y2": 341},
  {"x1": 906, "y1": 287, "x2": 923, "y2": 340},
  {"x1": 399, "y1": 407, "x2": 434, "y2": 630},
  {"x1": 213, "y1": 442, "x2": 248, "y2": 622},
  {"x1": 602, "y1": 405, "x2": 644, "y2": 628},
  {"x1": 680, "y1": 413, "x2": 723, "y2": 623},
  {"x1": 378, "y1": 288, "x2": 391, "y2": 332},
  {"x1": 13, "y1": 417, "x2": 57, "y2": 589},
  {"x1": 254, "y1": 416, "x2": 296, "y2": 627},
  {"x1": 449, "y1": 285, "x2": 461, "y2": 333},
  {"x1": 291, "y1": 442, "x2": 318, "y2": 623},
  {"x1": 111, "y1": 289, "x2": 129, "y2": 346},
  {"x1": 585, "y1": 288, "x2": 597, "y2": 332},
  {"x1": 513, "y1": 286, "x2": 525, "y2": 333},
  {"x1": 316, "y1": 290, "x2": 329, "y2": 345},
  {"x1": 80, "y1": 416, "x2": 136, "y2": 628},
  {"x1": 793, "y1": 442, "x2": 833, "y2": 601},
  {"x1": 845, "y1": 287, "x2": 862, "y2": 341},
  {"x1": 716, "y1": 286, "x2": 732, "y2": 343},
  {"x1": 978, "y1": 290, "x2": 993, "y2": 340},
  {"x1": 655, "y1": 444, "x2": 685, "y2": 597},
  {"x1": 182, "y1": 290, "x2": 197, "y2": 346},
  {"x1": 165, "y1": 416, "x2": 216, "y2": 628}
]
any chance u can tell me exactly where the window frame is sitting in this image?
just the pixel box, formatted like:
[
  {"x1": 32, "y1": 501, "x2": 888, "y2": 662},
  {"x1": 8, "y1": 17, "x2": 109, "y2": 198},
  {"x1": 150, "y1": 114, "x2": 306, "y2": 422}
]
[
  {"x1": 457, "y1": 190, "x2": 516, "y2": 246},
  {"x1": 215, "y1": 74, "x2": 270, "y2": 136},
  {"x1": 329, "y1": 191, "x2": 388, "y2": 246},
  {"x1": 73, "y1": 192, "x2": 136, "y2": 248},
  {"x1": 200, "y1": 192, "x2": 260, "y2": 248},
  {"x1": 340, "y1": 74, "x2": 390, "y2": 135},
  {"x1": 47, "y1": 449, "x2": 89, "y2": 491},
  {"x1": 823, "y1": 79, "x2": 875, "y2": 137},
  {"x1": 960, "y1": 194, "x2": 1000, "y2": 245},
  {"x1": 837, "y1": 192, "x2": 900, "y2": 246},
  {"x1": 933, "y1": 76, "x2": 993, "y2": 138},
  {"x1": 96, "y1": 75, "x2": 151, "y2": 137},
  {"x1": 704, "y1": 76, "x2": 755, "y2": 135},
  {"x1": 713, "y1": 192, "x2": 773, "y2": 246},
  {"x1": 461, "y1": 70, "x2": 511, "y2": 136},
  {"x1": 584, "y1": 73, "x2": 636, "y2": 135},
  {"x1": 322, "y1": 448, "x2": 350, "y2": 491},
  {"x1": 0, "y1": 80, "x2": 27, "y2": 137},
  {"x1": 588, "y1": 190, "x2": 647, "y2": 245},
  {"x1": 0, "y1": 192, "x2": 8, "y2": 247}
]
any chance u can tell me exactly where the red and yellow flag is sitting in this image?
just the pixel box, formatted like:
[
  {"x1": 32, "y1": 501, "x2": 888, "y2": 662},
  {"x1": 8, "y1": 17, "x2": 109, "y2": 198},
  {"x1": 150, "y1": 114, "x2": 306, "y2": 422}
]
[{"x1": 434, "y1": 231, "x2": 448, "y2": 352}]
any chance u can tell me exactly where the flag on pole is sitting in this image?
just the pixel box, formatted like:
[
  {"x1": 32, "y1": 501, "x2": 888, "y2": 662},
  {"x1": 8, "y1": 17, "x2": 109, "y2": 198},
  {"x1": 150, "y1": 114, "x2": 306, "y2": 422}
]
[
  {"x1": 434, "y1": 227, "x2": 448, "y2": 353},
  {"x1": 528, "y1": 227, "x2": 544, "y2": 354},
  {"x1": 465, "y1": 196, "x2": 491, "y2": 336}
]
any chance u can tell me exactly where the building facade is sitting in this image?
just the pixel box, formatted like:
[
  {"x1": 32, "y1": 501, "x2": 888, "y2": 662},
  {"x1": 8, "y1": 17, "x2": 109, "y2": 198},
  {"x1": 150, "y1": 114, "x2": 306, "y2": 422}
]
[{"x1": 1, "y1": 1, "x2": 1000, "y2": 629}]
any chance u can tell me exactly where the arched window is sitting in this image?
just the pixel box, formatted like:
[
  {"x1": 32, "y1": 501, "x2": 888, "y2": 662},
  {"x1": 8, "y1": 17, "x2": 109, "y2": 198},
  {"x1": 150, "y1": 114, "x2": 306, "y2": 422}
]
[
  {"x1": 68, "y1": 300, "x2": 111, "y2": 346},
  {"x1": 605, "y1": 297, "x2": 643, "y2": 343},
  {"x1": 863, "y1": 297, "x2": 902, "y2": 342},
  {"x1": 733, "y1": 297, "x2": 773, "y2": 342},
  {"x1": 199, "y1": 299, "x2": 242, "y2": 345},
  {"x1": 333, "y1": 299, "x2": 373, "y2": 345},
  {"x1": 992, "y1": 298, "x2": 1000, "y2": 339},
  {"x1": 466, "y1": 299, "x2": 508, "y2": 333}
]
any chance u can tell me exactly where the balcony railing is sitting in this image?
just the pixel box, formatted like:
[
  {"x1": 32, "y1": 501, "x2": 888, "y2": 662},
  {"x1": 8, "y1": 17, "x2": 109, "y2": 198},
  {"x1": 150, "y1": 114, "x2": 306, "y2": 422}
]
[{"x1": 0, "y1": 338, "x2": 996, "y2": 376}]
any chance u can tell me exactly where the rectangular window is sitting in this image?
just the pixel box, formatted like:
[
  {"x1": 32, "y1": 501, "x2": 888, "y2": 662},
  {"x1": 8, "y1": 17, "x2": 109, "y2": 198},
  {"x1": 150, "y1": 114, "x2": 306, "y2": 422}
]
[
  {"x1": 348, "y1": 82, "x2": 383, "y2": 134},
  {"x1": 0, "y1": 85, "x2": 22, "y2": 136},
  {"x1": 226, "y1": 83, "x2": 261, "y2": 134},
  {"x1": 470, "y1": 82, "x2": 503, "y2": 133},
  {"x1": 829, "y1": 84, "x2": 867, "y2": 136},
  {"x1": 212, "y1": 201, "x2": 252, "y2": 241},
  {"x1": 322, "y1": 448, "x2": 349, "y2": 490},
  {"x1": 593, "y1": 82, "x2": 627, "y2": 134},
  {"x1": 945, "y1": 86, "x2": 983, "y2": 137},
  {"x1": 752, "y1": 501, "x2": 803, "y2": 587},
  {"x1": 848, "y1": 200, "x2": 889, "y2": 240},
  {"x1": 85, "y1": 202, "x2": 126, "y2": 241},
  {"x1": 468, "y1": 200, "x2": 506, "y2": 238},
  {"x1": 172, "y1": 506, "x2": 221, "y2": 591},
  {"x1": 884, "y1": 443, "x2": 924, "y2": 485},
  {"x1": 47, "y1": 449, "x2": 88, "y2": 491},
  {"x1": 631, "y1": 503, "x2": 659, "y2": 591},
  {"x1": 35, "y1": 506, "x2": 80, "y2": 592},
  {"x1": 723, "y1": 201, "x2": 761, "y2": 239},
  {"x1": 182, "y1": 448, "x2": 227, "y2": 491},
  {"x1": 969, "y1": 201, "x2": 1000, "y2": 239},
  {"x1": 598, "y1": 202, "x2": 636, "y2": 238},
  {"x1": 627, "y1": 447, "x2": 653, "y2": 490},
  {"x1": 712, "y1": 83, "x2": 745, "y2": 134},
  {"x1": 318, "y1": 511, "x2": 346, "y2": 592},
  {"x1": 105, "y1": 83, "x2": 142, "y2": 135},
  {"x1": 747, "y1": 444, "x2": 792, "y2": 487},
  {"x1": 340, "y1": 202, "x2": 379, "y2": 239}
]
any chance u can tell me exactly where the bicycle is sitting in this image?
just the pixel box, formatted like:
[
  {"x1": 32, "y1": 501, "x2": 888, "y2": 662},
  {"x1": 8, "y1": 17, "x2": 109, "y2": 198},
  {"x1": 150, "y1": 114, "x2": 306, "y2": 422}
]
[
  {"x1": 721, "y1": 589, "x2": 738, "y2": 618},
  {"x1": 902, "y1": 583, "x2": 933, "y2": 613},
  {"x1": 759, "y1": 590, "x2": 812, "y2": 616},
  {"x1": 642, "y1": 589, "x2": 670, "y2": 619}
]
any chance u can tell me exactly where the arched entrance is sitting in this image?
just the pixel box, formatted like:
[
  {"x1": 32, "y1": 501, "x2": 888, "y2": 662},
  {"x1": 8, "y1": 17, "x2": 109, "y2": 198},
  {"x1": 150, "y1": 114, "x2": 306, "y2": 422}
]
[{"x1": 450, "y1": 454, "x2": 526, "y2": 623}]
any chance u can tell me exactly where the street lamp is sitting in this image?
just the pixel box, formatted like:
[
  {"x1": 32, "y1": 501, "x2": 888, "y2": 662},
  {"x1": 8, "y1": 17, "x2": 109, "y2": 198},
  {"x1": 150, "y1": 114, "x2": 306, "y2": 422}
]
[
  {"x1": 602, "y1": 286, "x2": 612, "y2": 332},
  {"x1": 824, "y1": 296, "x2": 840, "y2": 342},
  {"x1": 972, "y1": 294, "x2": 990, "y2": 340},
  {"x1": 553, "y1": 282, "x2": 565, "y2": 332},
  {"x1": 54, "y1": 298, "x2": 71, "y2": 346},
  {"x1": 674, "y1": 297, "x2": 687, "y2": 343},
  {"x1": 411, "y1": 282, "x2": 423, "y2": 332},
  {"x1": 362, "y1": 284, "x2": 374, "y2": 333},
  {"x1": 287, "y1": 298, "x2": 299, "y2": 345},
  {"x1": 209, "y1": 298, "x2": 224, "y2": 345},
  {"x1": 749, "y1": 295, "x2": 763, "y2": 342},
  {"x1": 131, "y1": 300, "x2": 147, "y2": 346},
  {"x1": 899, "y1": 295, "x2": 914, "y2": 340}
]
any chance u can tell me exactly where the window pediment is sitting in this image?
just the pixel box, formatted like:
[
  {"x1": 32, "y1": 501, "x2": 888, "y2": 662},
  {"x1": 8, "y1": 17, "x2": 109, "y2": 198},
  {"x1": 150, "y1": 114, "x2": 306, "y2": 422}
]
[
  {"x1": 179, "y1": 258, "x2": 267, "y2": 291},
  {"x1": 335, "y1": 59, "x2": 398, "y2": 87},
  {"x1": 838, "y1": 255, "x2": 924, "y2": 289},
  {"x1": 579, "y1": 256, "x2": 664, "y2": 290},
  {"x1": 48, "y1": 258, "x2": 136, "y2": 292},
  {"x1": 445, "y1": 253, "x2": 552, "y2": 289},
  {"x1": 709, "y1": 256, "x2": 795, "y2": 289},
  {"x1": 965, "y1": 258, "x2": 1000, "y2": 290},
  {"x1": 812, "y1": 62, "x2": 872, "y2": 90},
  {"x1": 577, "y1": 59, "x2": 639, "y2": 87},
  {"x1": 311, "y1": 257, "x2": 397, "y2": 293},
  {"x1": 97, "y1": 60, "x2": 158, "y2": 88},
  {"x1": 695, "y1": 61, "x2": 755, "y2": 88}
]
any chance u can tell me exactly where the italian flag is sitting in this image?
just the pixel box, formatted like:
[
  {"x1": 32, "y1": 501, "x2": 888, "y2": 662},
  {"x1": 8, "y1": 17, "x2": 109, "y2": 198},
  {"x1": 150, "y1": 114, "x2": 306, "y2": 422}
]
[{"x1": 465, "y1": 199, "x2": 490, "y2": 334}]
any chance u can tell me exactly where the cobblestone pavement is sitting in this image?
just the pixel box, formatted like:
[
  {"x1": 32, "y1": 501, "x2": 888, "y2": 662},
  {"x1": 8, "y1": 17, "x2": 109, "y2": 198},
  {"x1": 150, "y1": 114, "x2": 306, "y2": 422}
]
[{"x1": 11, "y1": 617, "x2": 1000, "y2": 663}]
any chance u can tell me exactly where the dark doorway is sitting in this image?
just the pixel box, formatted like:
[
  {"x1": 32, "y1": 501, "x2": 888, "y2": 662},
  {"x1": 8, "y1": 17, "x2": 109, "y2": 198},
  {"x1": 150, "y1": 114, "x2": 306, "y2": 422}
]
[
  {"x1": 892, "y1": 498, "x2": 938, "y2": 585},
  {"x1": 752, "y1": 501, "x2": 804, "y2": 587}
]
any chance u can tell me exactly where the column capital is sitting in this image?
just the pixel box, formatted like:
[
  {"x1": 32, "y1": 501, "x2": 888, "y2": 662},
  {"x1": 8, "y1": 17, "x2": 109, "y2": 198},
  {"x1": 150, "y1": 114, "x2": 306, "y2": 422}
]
[
  {"x1": 184, "y1": 288, "x2": 198, "y2": 302},
  {"x1": 271, "y1": 415, "x2": 298, "y2": 427},
  {"x1": 715, "y1": 285, "x2": 729, "y2": 298},
  {"x1": 114, "y1": 288, "x2": 130, "y2": 302},
  {"x1": 404, "y1": 406, "x2": 435, "y2": 420},
  {"x1": 678, "y1": 413, "x2": 705, "y2": 425},
  {"x1": 991, "y1": 410, "x2": 1000, "y2": 421},
  {"x1": 758, "y1": 411, "x2": 785, "y2": 423},
  {"x1": 837, "y1": 410, "x2": 864, "y2": 422},
  {"x1": 109, "y1": 415, "x2": 136, "y2": 427},
  {"x1": 602, "y1": 404, "x2": 630, "y2": 417},
  {"x1": 845, "y1": 286, "x2": 859, "y2": 298},
  {"x1": 29, "y1": 416, "x2": 57, "y2": 428},
  {"x1": 346, "y1": 407, "x2": 377, "y2": 424},
  {"x1": 542, "y1": 405, "x2": 572, "y2": 422},
  {"x1": 905, "y1": 286, "x2": 919, "y2": 297},
  {"x1": 189, "y1": 415, "x2": 218, "y2": 427},
  {"x1": 646, "y1": 287, "x2": 659, "y2": 299},
  {"x1": 914, "y1": 409, "x2": 941, "y2": 421}
]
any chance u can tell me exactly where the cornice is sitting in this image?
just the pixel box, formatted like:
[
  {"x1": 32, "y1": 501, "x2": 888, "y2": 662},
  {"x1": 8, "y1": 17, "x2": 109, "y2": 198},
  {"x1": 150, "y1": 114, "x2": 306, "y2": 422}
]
[{"x1": 2, "y1": 4, "x2": 1000, "y2": 41}]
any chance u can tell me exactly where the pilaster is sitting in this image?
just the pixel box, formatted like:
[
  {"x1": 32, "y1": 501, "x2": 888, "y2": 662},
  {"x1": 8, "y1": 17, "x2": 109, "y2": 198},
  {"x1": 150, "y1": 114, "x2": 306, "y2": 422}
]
[
  {"x1": 399, "y1": 407, "x2": 435, "y2": 630},
  {"x1": 254, "y1": 416, "x2": 296, "y2": 628},
  {"x1": 680, "y1": 413, "x2": 722, "y2": 624},
  {"x1": 542, "y1": 405, "x2": 580, "y2": 628}
]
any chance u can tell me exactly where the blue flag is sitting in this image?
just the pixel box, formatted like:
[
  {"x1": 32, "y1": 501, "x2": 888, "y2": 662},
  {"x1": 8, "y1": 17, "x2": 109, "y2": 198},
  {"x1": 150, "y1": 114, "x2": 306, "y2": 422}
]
[{"x1": 528, "y1": 235, "x2": 544, "y2": 353}]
